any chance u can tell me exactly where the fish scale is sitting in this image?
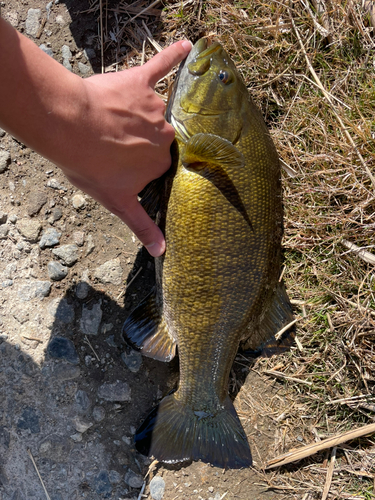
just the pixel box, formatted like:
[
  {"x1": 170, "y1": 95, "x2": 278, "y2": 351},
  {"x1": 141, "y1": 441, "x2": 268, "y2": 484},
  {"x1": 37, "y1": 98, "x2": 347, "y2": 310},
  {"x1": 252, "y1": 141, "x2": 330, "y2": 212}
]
[{"x1": 123, "y1": 38, "x2": 295, "y2": 468}]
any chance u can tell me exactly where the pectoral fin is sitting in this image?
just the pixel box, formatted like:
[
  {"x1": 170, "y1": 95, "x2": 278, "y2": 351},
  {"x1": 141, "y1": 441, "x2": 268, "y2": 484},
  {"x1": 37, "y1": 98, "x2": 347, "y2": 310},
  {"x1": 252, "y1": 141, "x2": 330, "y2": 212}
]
[{"x1": 182, "y1": 133, "x2": 245, "y2": 169}]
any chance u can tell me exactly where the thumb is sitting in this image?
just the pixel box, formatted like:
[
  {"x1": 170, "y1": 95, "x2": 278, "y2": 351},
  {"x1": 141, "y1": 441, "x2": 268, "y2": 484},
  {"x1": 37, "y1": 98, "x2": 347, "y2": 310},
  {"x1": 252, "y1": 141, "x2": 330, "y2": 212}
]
[
  {"x1": 118, "y1": 197, "x2": 166, "y2": 257},
  {"x1": 145, "y1": 40, "x2": 192, "y2": 87}
]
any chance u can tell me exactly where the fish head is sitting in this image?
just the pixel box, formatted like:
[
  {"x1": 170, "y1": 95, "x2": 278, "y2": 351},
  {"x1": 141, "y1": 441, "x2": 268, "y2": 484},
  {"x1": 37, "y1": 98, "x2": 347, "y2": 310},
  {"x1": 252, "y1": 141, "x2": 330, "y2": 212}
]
[{"x1": 167, "y1": 38, "x2": 247, "y2": 143}]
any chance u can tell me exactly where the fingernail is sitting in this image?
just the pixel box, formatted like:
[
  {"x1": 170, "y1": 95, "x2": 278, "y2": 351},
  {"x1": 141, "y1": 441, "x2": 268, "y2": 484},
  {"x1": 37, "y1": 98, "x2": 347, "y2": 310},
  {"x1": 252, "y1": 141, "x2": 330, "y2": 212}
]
[
  {"x1": 146, "y1": 240, "x2": 166, "y2": 258},
  {"x1": 181, "y1": 40, "x2": 192, "y2": 51}
]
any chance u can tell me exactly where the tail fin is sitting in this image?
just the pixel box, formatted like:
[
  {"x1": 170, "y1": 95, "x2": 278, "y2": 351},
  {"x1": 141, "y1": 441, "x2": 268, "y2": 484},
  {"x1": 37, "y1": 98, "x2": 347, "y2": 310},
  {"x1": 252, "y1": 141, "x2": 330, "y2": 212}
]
[{"x1": 135, "y1": 394, "x2": 252, "y2": 469}]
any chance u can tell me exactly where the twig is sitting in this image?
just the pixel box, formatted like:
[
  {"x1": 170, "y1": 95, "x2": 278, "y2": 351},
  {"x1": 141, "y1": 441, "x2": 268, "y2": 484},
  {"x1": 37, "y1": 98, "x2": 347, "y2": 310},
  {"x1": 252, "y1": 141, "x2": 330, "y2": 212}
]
[
  {"x1": 27, "y1": 448, "x2": 51, "y2": 500},
  {"x1": 84, "y1": 335, "x2": 100, "y2": 361},
  {"x1": 266, "y1": 422, "x2": 375, "y2": 469},
  {"x1": 116, "y1": 266, "x2": 143, "y2": 300},
  {"x1": 263, "y1": 370, "x2": 313, "y2": 386},
  {"x1": 321, "y1": 446, "x2": 336, "y2": 500},
  {"x1": 274, "y1": 318, "x2": 299, "y2": 340},
  {"x1": 341, "y1": 239, "x2": 375, "y2": 265}
]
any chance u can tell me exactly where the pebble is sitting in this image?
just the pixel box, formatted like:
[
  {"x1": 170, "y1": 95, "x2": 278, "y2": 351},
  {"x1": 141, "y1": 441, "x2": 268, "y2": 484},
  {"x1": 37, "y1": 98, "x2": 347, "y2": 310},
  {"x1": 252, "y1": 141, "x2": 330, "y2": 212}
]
[
  {"x1": 47, "y1": 261, "x2": 68, "y2": 281},
  {"x1": 49, "y1": 297, "x2": 75, "y2": 323},
  {"x1": 1, "y1": 280, "x2": 13, "y2": 288},
  {"x1": 39, "y1": 44, "x2": 54, "y2": 57},
  {"x1": 17, "y1": 407, "x2": 40, "y2": 434},
  {"x1": 39, "y1": 228, "x2": 61, "y2": 248},
  {"x1": 26, "y1": 8, "x2": 41, "y2": 36},
  {"x1": 72, "y1": 194, "x2": 86, "y2": 209},
  {"x1": 51, "y1": 207, "x2": 63, "y2": 222},
  {"x1": 84, "y1": 48, "x2": 96, "y2": 60},
  {"x1": 0, "y1": 226, "x2": 9, "y2": 239},
  {"x1": 27, "y1": 190, "x2": 48, "y2": 216},
  {"x1": 12, "y1": 307, "x2": 29, "y2": 324},
  {"x1": 8, "y1": 214, "x2": 17, "y2": 223},
  {"x1": 97, "y1": 381, "x2": 131, "y2": 402},
  {"x1": 121, "y1": 350, "x2": 142, "y2": 373},
  {"x1": 94, "y1": 470, "x2": 112, "y2": 498},
  {"x1": 50, "y1": 363, "x2": 80, "y2": 381},
  {"x1": 76, "y1": 281, "x2": 90, "y2": 299},
  {"x1": 0, "y1": 212, "x2": 7, "y2": 224},
  {"x1": 52, "y1": 244, "x2": 79, "y2": 266},
  {"x1": 74, "y1": 390, "x2": 91, "y2": 414},
  {"x1": 0, "y1": 151, "x2": 10, "y2": 173},
  {"x1": 124, "y1": 469, "x2": 143, "y2": 489},
  {"x1": 92, "y1": 406, "x2": 105, "y2": 422},
  {"x1": 62, "y1": 58, "x2": 72, "y2": 72},
  {"x1": 0, "y1": 128, "x2": 5, "y2": 137},
  {"x1": 73, "y1": 416, "x2": 93, "y2": 433},
  {"x1": 108, "y1": 470, "x2": 122, "y2": 484},
  {"x1": 61, "y1": 44, "x2": 72, "y2": 59},
  {"x1": 94, "y1": 258, "x2": 123, "y2": 285},
  {"x1": 16, "y1": 218, "x2": 42, "y2": 242},
  {"x1": 55, "y1": 14, "x2": 65, "y2": 25},
  {"x1": 78, "y1": 62, "x2": 90, "y2": 75},
  {"x1": 47, "y1": 337, "x2": 79, "y2": 365},
  {"x1": 80, "y1": 301, "x2": 102, "y2": 335},
  {"x1": 70, "y1": 432, "x2": 82, "y2": 442},
  {"x1": 150, "y1": 476, "x2": 165, "y2": 500},
  {"x1": 72, "y1": 231, "x2": 85, "y2": 246},
  {"x1": 85, "y1": 233, "x2": 95, "y2": 256},
  {"x1": 47, "y1": 178, "x2": 67, "y2": 191},
  {"x1": 18, "y1": 280, "x2": 51, "y2": 301}
]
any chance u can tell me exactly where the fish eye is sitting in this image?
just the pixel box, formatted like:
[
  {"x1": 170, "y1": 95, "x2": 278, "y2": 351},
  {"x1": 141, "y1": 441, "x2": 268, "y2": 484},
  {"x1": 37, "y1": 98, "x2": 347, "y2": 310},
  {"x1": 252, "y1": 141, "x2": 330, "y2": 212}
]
[{"x1": 219, "y1": 70, "x2": 230, "y2": 84}]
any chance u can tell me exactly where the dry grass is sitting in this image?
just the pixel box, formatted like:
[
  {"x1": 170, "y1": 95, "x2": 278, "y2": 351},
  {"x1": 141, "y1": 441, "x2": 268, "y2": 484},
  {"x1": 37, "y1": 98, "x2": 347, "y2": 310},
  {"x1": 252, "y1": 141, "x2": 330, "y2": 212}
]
[{"x1": 89, "y1": 0, "x2": 375, "y2": 497}]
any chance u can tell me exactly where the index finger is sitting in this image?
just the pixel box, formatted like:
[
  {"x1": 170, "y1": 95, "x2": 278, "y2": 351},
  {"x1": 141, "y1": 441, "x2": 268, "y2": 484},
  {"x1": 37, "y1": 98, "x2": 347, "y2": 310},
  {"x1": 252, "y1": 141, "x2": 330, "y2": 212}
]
[{"x1": 145, "y1": 40, "x2": 192, "y2": 88}]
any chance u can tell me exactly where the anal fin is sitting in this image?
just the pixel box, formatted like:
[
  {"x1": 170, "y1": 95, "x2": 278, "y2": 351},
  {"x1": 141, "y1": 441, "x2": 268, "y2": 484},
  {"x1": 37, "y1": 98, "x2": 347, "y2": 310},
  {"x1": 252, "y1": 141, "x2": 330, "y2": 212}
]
[{"x1": 122, "y1": 290, "x2": 176, "y2": 362}]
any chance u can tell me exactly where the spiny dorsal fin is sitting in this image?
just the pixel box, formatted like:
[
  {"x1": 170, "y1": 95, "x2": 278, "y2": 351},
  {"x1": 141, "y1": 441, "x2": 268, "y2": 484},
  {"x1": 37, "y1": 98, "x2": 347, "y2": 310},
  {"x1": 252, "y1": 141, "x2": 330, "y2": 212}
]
[{"x1": 122, "y1": 290, "x2": 176, "y2": 363}]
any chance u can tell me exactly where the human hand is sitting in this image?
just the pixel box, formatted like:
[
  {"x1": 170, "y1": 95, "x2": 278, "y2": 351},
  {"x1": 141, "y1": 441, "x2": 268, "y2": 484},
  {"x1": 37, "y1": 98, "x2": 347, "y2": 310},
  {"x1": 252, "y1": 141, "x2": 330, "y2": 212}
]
[{"x1": 59, "y1": 40, "x2": 192, "y2": 257}]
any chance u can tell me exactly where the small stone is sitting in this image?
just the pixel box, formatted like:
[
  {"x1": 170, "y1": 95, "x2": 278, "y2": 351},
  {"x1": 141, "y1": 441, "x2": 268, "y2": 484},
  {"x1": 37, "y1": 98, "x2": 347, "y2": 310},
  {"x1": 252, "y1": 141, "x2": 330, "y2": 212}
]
[
  {"x1": 55, "y1": 14, "x2": 65, "y2": 25},
  {"x1": 121, "y1": 350, "x2": 142, "y2": 373},
  {"x1": 0, "y1": 226, "x2": 9, "y2": 239},
  {"x1": 0, "y1": 151, "x2": 10, "y2": 173},
  {"x1": 70, "y1": 433, "x2": 82, "y2": 442},
  {"x1": 50, "y1": 363, "x2": 80, "y2": 381},
  {"x1": 47, "y1": 337, "x2": 79, "y2": 364},
  {"x1": 122, "y1": 436, "x2": 131, "y2": 445},
  {"x1": 73, "y1": 417, "x2": 93, "y2": 433},
  {"x1": 150, "y1": 476, "x2": 165, "y2": 500},
  {"x1": 94, "y1": 471, "x2": 112, "y2": 498},
  {"x1": 0, "y1": 212, "x2": 7, "y2": 224},
  {"x1": 51, "y1": 207, "x2": 63, "y2": 222},
  {"x1": 62, "y1": 59, "x2": 72, "y2": 72},
  {"x1": 46, "y1": 178, "x2": 67, "y2": 191},
  {"x1": 27, "y1": 190, "x2": 48, "y2": 216},
  {"x1": 52, "y1": 244, "x2": 79, "y2": 266},
  {"x1": 8, "y1": 214, "x2": 17, "y2": 223},
  {"x1": 1, "y1": 280, "x2": 13, "y2": 288},
  {"x1": 74, "y1": 390, "x2": 91, "y2": 414},
  {"x1": 76, "y1": 281, "x2": 90, "y2": 299},
  {"x1": 208, "y1": 486, "x2": 214, "y2": 493},
  {"x1": 85, "y1": 234, "x2": 95, "y2": 256},
  {"x1": 26, "y1": 8, "x2": 41, "y2": 36},
  {"x1": 92, "y1": 406, "x2": 105, "y2": 422},
  {"x1": 39, "y1": 44, "x2": 54, "y2": 57},
  {"x1": 16, "y1": 218, "x2": 42, "y2": 242},
  {"x1": 39, "y1": 227, "x2": 61, "y2": 248},
  {"x1": 124, "y1": 470, "x2": 143, "y2": 489},
  {"x1": 72, "y1": 231, "x2": 85, "y2": 246},
  {"x1": 108, "y1": 470, "x2": 121, "y2": 485},
  {"x1": 78, "y1": 62, "x2": 90, "y2": 75},
  {"x1": 4, "y1": 11, "x2": 18, "y2": 27},
  {"x1": 12, "y1": 307, "x2": 29, "y2": 324},
  {"x1": 17, "y1": 407, "x2": 40, "y2": 434},
  {"x1": 18, "y1": 280, "x2": 51, "y2": 301},
  {"x1": 80, "y1": 301, "x2": 102, "y2": 335},
  {"x1": 94, "y1": 258, "x2": 123, "y2": 285},
  {"x1": 61, "y1": 45, "x2": 72, "y2": 59},
  {"x1": 72, "y1": 194, "x2": 86, "y2": 209},
  {"x1": 47, "y1": 261, "x2": 68, "y2": 281},
  {"x1": 97, "y1": 381, "x2": 131, "y2": 402},
  {"x1": 84, "y1": 48, "x2": 96, "y2": 59}
]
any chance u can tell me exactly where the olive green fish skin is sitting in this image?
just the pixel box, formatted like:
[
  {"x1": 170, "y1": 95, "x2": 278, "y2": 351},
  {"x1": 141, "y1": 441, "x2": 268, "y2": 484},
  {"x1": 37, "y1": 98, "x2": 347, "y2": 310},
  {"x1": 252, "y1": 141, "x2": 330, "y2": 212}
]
[{"x1": 162, "y1": 39, "x2": 282, "y2": 411}]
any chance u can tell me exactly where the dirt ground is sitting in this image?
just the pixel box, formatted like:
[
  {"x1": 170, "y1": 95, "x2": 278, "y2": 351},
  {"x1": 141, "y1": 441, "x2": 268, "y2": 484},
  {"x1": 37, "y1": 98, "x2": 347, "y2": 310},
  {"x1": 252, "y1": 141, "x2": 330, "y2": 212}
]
[{"x1": 0, "y1": 1, "x2": 305, "y2": 499}]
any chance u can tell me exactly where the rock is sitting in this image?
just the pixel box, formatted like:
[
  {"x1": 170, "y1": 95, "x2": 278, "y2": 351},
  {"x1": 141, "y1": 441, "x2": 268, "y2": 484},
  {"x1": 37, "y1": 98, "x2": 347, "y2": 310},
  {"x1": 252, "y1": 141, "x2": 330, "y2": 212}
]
[
  {"x1": 0, "y1": 151, "x2": 11, "y2": 173},
  {"x1": 73, "y1": 416, "x2": 93, "y2": 433},
  {"x1": 25, "y1": 8, "x2": 41, "y2": 37},
  {"x1": 124, "y1": 469, "x2": 143, "y2": 489},
  {"x1": 108, "y1": 470, "x2": 122, "y2": 485},
  {"x1": 18, "y1": 280, "x2": 51, "y2": 301},
  {"x1": 16, "y1": 218, "x2": 42, "y2": 242},
  {"x1": 52, "y1": 244, "x2": 79, "y2": 266},
  {"x1": 47, "y1": 261, "x2": 68, "y2": 281},
  {"x1": 72, "y1": 194, "x2": 86, "y2": 209},
  {"x1": 50, "y1": 363, "x2": 80, "y2": 381},
  {"x1": 51, "y1": 207, "x2": 63, "y2": 222},
  {"x1": 92, "y1": 406, "x2": 105, "y2": 422},
  {"x1": 48, "y1": 297, "x2": 75, "y2": 323},
  {"x1": 1, "y1": 280, "x2": 13, "y2": 288},
  {"x1": 78, "y1": 62, "x2": 90, "y2": 75},
  {"x1": 121, "y1": 350, "x2": 142, "y2": 373},
  {"x1": 74, "y1": 390, "x2": 91, "y2": 414},
  {"x1": 0, "y1": 212, "x2": 7, "y2": 224},
  {"x1": 0, "y1": 225, "x2": 9, "y2": 239},
  {"x1": 94, "y1": 258, "x2": 123, "y2": 285},
  {"x1": 47, "y1": 337, "x2": 79, "y2": 365},
  {"x1": 27, "y1": 190, "x2": 48, "y2": 216},
  {"x1": 62, "y1": 59, "x2": 72, "y2": 72},
  {"x1": 8, "y1": 214, "x2": 17, "y2": 223},
  {"x1": 3, "y1": 262, "x2": 17, "y2": 279},
  {"x1": 94, "y1": 471, "x2": 112, "y2": 498},
  {"x1": 76, "y1": 281, "x2": 90, "y2": 299},
  {"x1": 150, "y1": 476, "x2": 165, "y2": 500},
  {"x1": 12, "y1": 307, "x2": 29, "y2": 324},
  {"x1": 46, "y1": 178, "x2": 67, "y2": 191},
  {"x1": 39, "y1": 44, "x2": 54, "y2": 57},
  {"x1": 61, "y1": 45, "x2": 72, "y2": 59},
  {"x1": 97, "y1": 381, "x2": 131, "y2": 402},
  {"x1": 39, "y1": 228, "x2": 61, "y2": 248},
  {"x1": 55, "y1": 14, "x2": 65, "y2": 25},
  {"x1": 85, "y1": 234, "x2": 95, "y2": 255},
  {"x1": 80, "y1": 301, "x2": 102, "y2": 335},
  {"x1": 70, "y1": 433, "x2": 82, "y2": 442},
  {"x1": 3, "y1": 11, "x2": 18, "y2": 27},
  {"x1": 17, "y1": 407, "x2": 40, "y2": 434},
  {"x1": 72, "y1": 231, "x2": 85, "y2": 246}
]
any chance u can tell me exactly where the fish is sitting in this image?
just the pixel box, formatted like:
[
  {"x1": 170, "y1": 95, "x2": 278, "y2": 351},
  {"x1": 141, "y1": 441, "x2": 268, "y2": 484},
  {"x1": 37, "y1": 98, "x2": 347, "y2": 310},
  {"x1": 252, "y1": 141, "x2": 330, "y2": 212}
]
[{"x1": 122, "y1": 38, "x2": 295, "y2": 469}]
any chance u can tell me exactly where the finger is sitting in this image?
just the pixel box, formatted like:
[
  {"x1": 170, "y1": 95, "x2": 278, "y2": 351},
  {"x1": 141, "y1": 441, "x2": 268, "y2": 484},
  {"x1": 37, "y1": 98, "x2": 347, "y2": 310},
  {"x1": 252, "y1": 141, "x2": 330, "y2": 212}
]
[
  {"x1": 118, "y1": 198, "x2": 166, "y2": 257},
  {"x1": 145, "y1": 40, "x2": 192, "y2": 87}
]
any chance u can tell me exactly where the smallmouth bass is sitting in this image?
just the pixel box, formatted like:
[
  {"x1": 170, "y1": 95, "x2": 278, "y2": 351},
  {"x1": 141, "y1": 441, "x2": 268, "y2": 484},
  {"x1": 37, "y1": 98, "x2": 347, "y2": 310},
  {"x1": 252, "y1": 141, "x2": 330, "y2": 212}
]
[{"x1": 123, "y1": 38, "x2": 294, "y2": 468}]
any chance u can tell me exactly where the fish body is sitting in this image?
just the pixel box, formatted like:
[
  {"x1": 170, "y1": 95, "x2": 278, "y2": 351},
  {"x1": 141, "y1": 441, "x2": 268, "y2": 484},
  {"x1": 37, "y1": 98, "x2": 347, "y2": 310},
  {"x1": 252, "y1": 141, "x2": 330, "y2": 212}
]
[{"x1": 123, "y1": 39, "x2": 294, "y2": 468}]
